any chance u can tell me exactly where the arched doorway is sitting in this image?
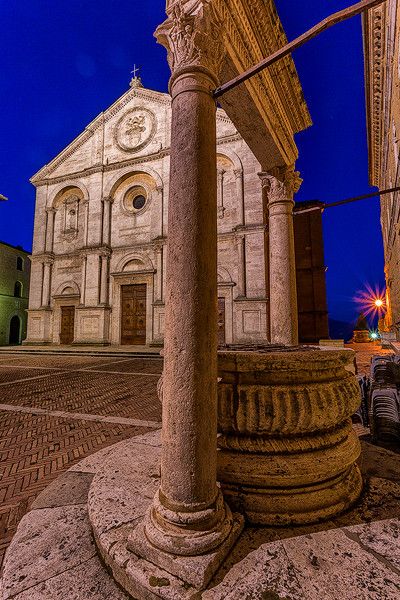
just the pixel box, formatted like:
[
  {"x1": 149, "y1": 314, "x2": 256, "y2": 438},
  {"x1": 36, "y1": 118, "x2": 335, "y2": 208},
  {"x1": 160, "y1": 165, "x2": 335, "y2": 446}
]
[{"x1": 9, "y1": 316, "x2": 21, "y2": 345}]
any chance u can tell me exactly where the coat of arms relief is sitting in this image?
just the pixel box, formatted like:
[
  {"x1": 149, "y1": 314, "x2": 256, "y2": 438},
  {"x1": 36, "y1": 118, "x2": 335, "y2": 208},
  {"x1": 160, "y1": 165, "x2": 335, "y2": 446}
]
[{"x1": 115, "y1": 107, "x2": 156, "y2": 153}]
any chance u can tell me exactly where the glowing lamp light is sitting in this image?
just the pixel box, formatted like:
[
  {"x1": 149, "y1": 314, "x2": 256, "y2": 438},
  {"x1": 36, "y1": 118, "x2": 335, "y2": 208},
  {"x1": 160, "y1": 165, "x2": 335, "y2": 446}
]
[
  {"x1": 354, "y1": 284, "x2": 386, "y2": 319},
  {"x1": 370, "y1": 332, "x2": 379, "y2": 340}
]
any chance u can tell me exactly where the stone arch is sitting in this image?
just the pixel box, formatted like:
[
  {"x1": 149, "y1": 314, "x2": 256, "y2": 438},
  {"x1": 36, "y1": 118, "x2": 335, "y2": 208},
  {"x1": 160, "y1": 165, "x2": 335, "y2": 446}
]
[
  {"x1": 116, "y1": 253, "x2": 154, "y2": 273},
  {"x1": 55, "y1": 280, "x2": 80, "y2": 296},
  {"x1": 49, "y1": 180, "x2": 89, "y2": 209},
  {"x1": 218, "y1": 266, "x2": 233, "y2": 283},
  {"x1": 217, "y1": 149, "x2": 243, "y2": 173},
  {"x1": 105, "y1": 165, "x2": 163, "y2": 198},
  {"x1": 9, "y1": 314, "x2": 21, "y2": 345},
  {"x1": 14, "y1": 281, "x2": 23, "y2": 298}
]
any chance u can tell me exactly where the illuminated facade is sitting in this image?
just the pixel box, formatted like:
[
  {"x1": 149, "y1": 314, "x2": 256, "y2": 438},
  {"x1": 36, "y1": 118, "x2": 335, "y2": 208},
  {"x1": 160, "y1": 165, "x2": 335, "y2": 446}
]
[{"x1": 364, "y1": 1, "x2": 400, "y2": 336}]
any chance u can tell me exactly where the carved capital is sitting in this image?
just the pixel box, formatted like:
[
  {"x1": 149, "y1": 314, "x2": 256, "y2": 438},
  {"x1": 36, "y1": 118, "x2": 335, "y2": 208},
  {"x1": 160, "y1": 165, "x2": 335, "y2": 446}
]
[
  {"x1": 233, "y1": 169, "x2": 243, "y2": 180},
  {"x1": 155, "y1": 0, "x2": 224, "y2": 80},
  {"x1": 259, "y1": 165, "x2": 302, "y2": 203}
]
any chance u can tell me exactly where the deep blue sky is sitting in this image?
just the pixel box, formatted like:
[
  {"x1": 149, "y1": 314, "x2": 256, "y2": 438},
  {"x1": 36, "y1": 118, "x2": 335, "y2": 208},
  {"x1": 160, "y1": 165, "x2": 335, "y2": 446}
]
[{"x1": 0, "y1": 0, "x2": 384, "y2": 324}]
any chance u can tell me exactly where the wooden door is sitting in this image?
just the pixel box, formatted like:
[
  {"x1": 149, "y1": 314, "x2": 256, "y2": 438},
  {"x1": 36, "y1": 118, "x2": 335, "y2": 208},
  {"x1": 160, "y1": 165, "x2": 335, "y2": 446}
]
[
  {"x1": 121, "y1": 284, "x2": 147, "y2": 345},
  {"x1": 218, "y1": 297, "x2": 226, "y2": 346},
  {"x1": 60, "y1": 306, "x2": 75, "y2": 345}
]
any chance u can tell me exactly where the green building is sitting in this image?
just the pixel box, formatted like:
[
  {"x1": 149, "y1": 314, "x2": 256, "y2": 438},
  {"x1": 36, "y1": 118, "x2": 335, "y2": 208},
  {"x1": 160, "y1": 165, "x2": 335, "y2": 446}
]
[{"x1": 0, "y1": 241, "x2": 31, "y2": 345}]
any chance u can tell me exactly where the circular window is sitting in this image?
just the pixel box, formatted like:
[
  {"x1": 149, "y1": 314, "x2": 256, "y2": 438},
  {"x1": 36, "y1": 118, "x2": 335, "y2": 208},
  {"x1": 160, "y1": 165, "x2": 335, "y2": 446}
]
[
  {"x1": 132, "y1": 194, "x2": 146, "y2": 210},
  {"x1": 123, "y1": 186, "x2": 148, "y2": 214}
]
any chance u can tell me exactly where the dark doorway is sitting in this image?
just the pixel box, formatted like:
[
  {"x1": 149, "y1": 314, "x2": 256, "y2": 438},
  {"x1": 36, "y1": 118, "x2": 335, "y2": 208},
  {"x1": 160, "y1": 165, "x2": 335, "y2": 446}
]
[
  {"x1": 60, "y1": 306, "x2": 75, "y2": 344},
  {"x1": 9, "y1": 315, "x2": 21, "y2": 345},
  {"x1": 121, "y1": 284, "x2": 147, "y2": 345},
  {"x1": 218, "y1": 297, "x2": 226, "y2": 346}
]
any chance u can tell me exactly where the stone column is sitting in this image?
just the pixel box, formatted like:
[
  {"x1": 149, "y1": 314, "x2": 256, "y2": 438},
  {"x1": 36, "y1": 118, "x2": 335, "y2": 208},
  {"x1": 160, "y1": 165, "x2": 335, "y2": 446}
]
[
  {"x1": 102, "y1": 197, "x2": 112, "y2": 246},
  {"x1": 236, "y1": 234, "x2": 246, "y2": 298},
  {"x1": 99, "y1": 253, "x2": 110, "y2": 305},
  {"x1": 260, "y1": 167, "x2": 301, "y2": 346},
  {"x1": 234, "y1": 168, "x2": 244, "y2": 226},
  {"x1": 129, "y1": 1, "x2": 242, "y2": 590},
  {"x1": 41, "y1": 259, "x2": 53, "y2": 307},
  {"x1": 81, "y1": 200, "x2": 90, "y2": 247},
  {"x1": 217, "y1": 168, "x2": 225, "y2": 219},
  {"x1": 45, "y1": 208, "x2": 56, "y2": 253},
  {"x1": 80, "y1": 254, "x2": 87, "y2": 305},
  {"x1": 156, "y1": 186, "x2": 164, "y2": 239},
  {"x1": 154, "y1": 245, "x2": 163, "y2": 303}
]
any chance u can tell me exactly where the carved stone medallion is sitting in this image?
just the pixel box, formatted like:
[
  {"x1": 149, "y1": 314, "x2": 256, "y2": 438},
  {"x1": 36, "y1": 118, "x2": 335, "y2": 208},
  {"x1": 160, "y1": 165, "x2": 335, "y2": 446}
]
[{"x1": 115, "y1": 107, "x2": 156, "y2": 153}]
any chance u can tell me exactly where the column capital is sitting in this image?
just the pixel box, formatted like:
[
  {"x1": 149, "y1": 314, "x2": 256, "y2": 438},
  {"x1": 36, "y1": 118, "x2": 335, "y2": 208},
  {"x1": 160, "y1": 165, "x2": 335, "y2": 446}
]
[
  {"x1": 258, "y1": 165, "x2": 302, "y2": 203},
  {"x1": 102, "y1": 196, "x2": 114, "y2": 204},
  {"x1": 99, "y1": 247, "x2": 112, "y2": 258},
  {"x1": 155, "y1": 0, "x2": 224, "y2": 83},
  {"x1": 45, "y1": 207, "x2": 56, "y2": 214},
  {"x1": 233, "y1": 168, "x2": 243, "y2": 179},
  {"x1": 41, "y1": 253, "x2": 55, "y2": 265}
]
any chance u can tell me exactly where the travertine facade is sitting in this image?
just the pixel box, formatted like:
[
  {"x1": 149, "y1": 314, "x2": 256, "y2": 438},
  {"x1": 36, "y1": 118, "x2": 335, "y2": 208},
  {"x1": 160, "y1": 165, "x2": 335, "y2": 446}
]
[
  {"x1": 364, "y1": 1, "x2": 400, "y2": 335},
  {"x1": 27, "y1": 80, "x2": 297, "y2": 347}
]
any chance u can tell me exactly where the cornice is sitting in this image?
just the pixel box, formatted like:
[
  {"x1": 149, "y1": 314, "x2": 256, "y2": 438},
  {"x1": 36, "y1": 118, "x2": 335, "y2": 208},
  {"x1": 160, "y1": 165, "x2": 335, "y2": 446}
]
[
  {"x1": 32, "y1": 133, "x2": 242, "y2": 187},
  {"x1": 214, "y1": 0, "x2": 311, "y2": 164},
  {"x1": 363, "y1": 3, "x2": 387, "y2": 187}
]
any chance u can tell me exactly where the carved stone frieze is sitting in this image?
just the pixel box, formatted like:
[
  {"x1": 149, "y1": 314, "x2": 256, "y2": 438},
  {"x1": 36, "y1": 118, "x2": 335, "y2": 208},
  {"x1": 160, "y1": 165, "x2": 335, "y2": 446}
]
[
  {"x1": 363, "y1": 4, "x2": 386, "y2": 186},
  {"x1": 155, "y1": 0, "x2": 224, "y2": 79}
]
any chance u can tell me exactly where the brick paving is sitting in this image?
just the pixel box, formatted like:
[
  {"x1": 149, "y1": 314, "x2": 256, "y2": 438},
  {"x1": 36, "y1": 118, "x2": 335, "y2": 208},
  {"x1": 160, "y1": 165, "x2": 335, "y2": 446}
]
[{"x1": 0, "y1": 353, "x2": 163, "y2": 571}]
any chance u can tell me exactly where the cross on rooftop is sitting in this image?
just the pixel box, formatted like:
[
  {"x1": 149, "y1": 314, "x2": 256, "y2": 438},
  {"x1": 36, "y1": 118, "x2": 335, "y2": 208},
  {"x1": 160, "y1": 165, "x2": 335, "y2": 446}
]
[
  {"x1": 130, "y1": 64, "x2": 142, "y2": 88},
  {"x1": 131, "y1": 65, "x2": 140, "y2": 78}
]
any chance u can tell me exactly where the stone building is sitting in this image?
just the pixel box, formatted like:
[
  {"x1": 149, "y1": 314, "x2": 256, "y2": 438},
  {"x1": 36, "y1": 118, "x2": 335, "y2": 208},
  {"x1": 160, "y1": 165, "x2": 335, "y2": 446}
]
[
  {"x1": 26, "y1": 76, "x2": 311, "y2": 347},
  {"x1": 364, "y1": 0, "x2": 400, "y2": 336},
  {"x1": 0, "y1": 241, "x2": 30, "y2": 345},
  {"x1": 294, "y1": 201, "x2": 329, "y2": 343}
]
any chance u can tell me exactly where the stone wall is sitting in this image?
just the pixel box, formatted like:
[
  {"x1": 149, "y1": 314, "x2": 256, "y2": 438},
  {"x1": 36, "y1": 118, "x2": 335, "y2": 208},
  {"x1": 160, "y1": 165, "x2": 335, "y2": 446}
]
[{"x1": 0, "y1": 242, "x2": 30, "y2": 345}]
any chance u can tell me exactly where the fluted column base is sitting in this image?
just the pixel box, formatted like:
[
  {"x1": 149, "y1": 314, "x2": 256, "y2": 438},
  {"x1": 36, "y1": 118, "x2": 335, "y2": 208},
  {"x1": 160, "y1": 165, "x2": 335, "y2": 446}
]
[{"x1": 217, "y1": 348, "x2": 363, "y2": 526}]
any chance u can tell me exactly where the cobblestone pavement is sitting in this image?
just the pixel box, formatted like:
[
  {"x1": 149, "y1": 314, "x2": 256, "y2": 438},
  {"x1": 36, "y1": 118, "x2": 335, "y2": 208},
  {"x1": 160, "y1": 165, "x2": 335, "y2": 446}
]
[{"x1": 0, "y1": 353, "x2": 163, "y2": 571}]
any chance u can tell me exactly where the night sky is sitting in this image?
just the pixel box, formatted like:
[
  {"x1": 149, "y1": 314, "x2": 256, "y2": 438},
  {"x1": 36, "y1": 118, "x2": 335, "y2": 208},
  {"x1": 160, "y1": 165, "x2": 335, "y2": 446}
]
[{"x1": 0, "y1": 1, "x2": 384, "y2": 326}]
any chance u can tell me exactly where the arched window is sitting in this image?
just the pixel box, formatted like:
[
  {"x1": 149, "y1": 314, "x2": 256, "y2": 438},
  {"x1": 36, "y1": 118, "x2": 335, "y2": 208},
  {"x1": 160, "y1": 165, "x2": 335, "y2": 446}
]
[
  {"x1": 16, "y1": 257, "x2": 23, "y2": 271},
  {"x1": 14, "y1": 281, "x2": 22, "y2": 298}
]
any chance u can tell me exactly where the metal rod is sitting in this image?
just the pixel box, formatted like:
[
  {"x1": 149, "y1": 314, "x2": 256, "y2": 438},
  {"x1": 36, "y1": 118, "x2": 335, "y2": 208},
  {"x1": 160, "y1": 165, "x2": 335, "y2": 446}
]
[
  {"x1": 324, "y1": 185, "x2": 400, "y2": 209},
  {"x1": 214, "y1": 0, "x2": 386, "y2": 98},
  {"x1": 294, "y1": 185, "x2": 400, "y2": 214}
]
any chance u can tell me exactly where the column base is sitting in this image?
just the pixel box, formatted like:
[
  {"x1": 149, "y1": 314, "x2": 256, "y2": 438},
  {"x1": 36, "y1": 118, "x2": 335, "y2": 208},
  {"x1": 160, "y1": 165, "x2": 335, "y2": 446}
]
[{"x1": 127, "y1": 513, "x2": 243, "y2": 591}]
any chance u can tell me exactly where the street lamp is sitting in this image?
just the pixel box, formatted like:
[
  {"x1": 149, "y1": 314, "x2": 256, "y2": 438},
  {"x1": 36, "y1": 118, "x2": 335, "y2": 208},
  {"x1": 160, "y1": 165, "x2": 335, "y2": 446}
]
[{"x1": 0, "y1": 194, "x2": 8, "y2": 201}]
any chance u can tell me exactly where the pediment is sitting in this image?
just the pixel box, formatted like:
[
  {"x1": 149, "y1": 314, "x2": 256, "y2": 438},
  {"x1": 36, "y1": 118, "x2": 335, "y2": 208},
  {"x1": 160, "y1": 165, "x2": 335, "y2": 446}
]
[{"x1": 31, "y1": 86, "x2": 171, "y2": 185}]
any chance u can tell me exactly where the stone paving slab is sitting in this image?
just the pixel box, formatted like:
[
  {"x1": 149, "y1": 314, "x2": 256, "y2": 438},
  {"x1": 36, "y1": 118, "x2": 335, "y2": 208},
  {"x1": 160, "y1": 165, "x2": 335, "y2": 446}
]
[{"x1": 2, "y1": 433, "x2": 400, "y2": 599}]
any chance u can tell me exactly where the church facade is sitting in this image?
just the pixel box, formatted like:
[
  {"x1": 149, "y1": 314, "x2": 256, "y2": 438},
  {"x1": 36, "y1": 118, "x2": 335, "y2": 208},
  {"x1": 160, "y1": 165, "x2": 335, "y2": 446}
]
[{"x1": 27, "y1": 80, "x2": 274, "y2": 347}]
